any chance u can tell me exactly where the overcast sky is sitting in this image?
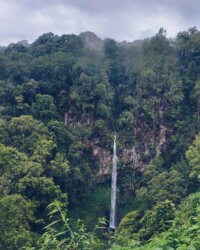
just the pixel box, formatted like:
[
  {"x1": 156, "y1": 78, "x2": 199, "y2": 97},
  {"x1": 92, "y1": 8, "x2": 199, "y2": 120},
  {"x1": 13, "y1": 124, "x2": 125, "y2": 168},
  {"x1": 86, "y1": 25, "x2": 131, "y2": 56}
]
[{"x1": 0, "y1": 0, "x2": 199, "y2": 45}]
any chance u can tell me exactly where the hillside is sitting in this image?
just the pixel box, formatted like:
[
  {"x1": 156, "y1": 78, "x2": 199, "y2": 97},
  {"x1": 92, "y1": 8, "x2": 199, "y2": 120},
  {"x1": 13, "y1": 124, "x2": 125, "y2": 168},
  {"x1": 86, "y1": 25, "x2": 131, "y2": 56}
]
[{"x1": 0, "y1": 28, "x2": 200, "y2": 249}]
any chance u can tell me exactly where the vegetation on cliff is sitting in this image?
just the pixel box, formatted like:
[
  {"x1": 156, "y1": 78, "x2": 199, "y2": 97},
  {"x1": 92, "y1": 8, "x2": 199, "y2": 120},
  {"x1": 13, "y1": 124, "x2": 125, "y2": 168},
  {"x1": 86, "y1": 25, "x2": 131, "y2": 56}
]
[{"x1": 0, "y1": 27, "x2": 200, "y2": 249}]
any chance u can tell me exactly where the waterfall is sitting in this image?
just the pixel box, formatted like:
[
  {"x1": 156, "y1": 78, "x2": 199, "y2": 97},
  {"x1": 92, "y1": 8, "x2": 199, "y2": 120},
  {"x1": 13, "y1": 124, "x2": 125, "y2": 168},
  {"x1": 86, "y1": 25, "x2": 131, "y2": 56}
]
[{"x1": 109, "y1": 134, "x2": 117, "y2": 230}]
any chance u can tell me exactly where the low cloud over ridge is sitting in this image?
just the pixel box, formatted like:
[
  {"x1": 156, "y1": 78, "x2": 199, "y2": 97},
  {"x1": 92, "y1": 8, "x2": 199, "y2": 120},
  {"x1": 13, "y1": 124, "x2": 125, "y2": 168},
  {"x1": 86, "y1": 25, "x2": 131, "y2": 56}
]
[{"x1": 0, "y1": 0, "x2": 199, "y2": 45}]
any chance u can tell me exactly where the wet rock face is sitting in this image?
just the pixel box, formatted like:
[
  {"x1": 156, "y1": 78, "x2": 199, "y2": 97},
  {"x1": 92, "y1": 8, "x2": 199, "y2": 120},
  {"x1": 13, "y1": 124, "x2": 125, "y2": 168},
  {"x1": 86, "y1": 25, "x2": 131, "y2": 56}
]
[
  {"x1": 88, "y1": 142, "x2": 145, "y2": 179},
  {"x1": 64, "y1": 111, "x2": 171, "y2": 179},
  {"x1": 64, "y1": 111, "x2": 94, "y2": 129},
  {"x1": 89, "y1": 123, "x2": 171, "y2": 179},
  {"x1": 156, "y1": 124, "x2": 168, "y2": 157},
  {"x1": 121, "y1": 147, "x2": 143, "y2": 168},
  {"x1": 94, "y1": 146, "x2": 112, "y2": 176},
  {"x1": 86, "y1": 139, "x2": 112, "y2": 177}
]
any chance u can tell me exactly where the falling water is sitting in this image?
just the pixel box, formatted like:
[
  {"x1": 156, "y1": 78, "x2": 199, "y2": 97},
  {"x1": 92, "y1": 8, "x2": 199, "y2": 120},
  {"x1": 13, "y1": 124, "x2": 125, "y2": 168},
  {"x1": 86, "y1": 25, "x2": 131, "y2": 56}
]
[{"x1": 109, "y1": 134, "x2": 117, "y2": 230}]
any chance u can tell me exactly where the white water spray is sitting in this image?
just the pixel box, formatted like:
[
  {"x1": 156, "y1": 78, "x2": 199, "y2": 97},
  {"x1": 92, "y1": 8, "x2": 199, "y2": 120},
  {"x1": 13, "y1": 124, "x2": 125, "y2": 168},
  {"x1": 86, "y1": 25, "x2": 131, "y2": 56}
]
[{"x1": 109, "y1": 134, "x2": 117, "y2": 230}]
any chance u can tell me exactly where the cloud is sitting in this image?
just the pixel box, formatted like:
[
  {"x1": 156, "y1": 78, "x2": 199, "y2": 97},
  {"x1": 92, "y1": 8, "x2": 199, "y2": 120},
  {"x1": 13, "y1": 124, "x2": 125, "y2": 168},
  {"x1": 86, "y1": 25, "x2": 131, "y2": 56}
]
[{"x1": 0, "y1": 0, "x2": 199, "y2": 45}]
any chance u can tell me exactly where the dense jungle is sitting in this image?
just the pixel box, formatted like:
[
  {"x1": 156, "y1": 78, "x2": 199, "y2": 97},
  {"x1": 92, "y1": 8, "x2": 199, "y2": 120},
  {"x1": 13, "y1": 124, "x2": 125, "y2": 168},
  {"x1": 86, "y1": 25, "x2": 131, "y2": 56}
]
[{"x1": 0, "y1": 27, "x2": 200, "y2": 249}]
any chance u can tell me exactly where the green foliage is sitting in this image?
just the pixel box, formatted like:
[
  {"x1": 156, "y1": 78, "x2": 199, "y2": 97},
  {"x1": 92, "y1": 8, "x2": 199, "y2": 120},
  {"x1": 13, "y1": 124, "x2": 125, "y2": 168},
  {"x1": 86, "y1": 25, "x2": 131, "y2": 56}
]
[
  {"x1": 31, "y1": 138, "x2": 56, "y2": 165},
  {"x1": 70, "y1": 184, "x2": 110, "y2": 230},
  {"x1": 31, "y1": 94, "x2": 58, "y2": 122},
  {"x1": 139, "y1": 200, "x2": 175, "y2": 241},
  {"x1": 113, "y1": 193, "x2": 200, "y2": 250},
  {"x1": 7, "y1": 115, "x2": 53, "y2": 156},
  {"x1": 186, "y1": 132, "x2": 200, "y2": 180},
  {"x1": 1, "y1": 29, "x2": 200, "y2": 249},
  {"x1": 136, "y1": 170, "x2": 187, "y2": 209},
  {"x1": 0, "y1": 130, "x2": 68, "y2": 242},
  {"x1": 115, "y1": 200, "x2": 175, "y2": 244},
  {"x1": 95, "y1": 119, "x2": 106, "y2": 130},
  {"x1": 0, "y1": 118, "x2": 8, "y2": 143},
  {"x1": 0, "y1": 194, "x2": 35, "y2": 249},
  {"x1": 47, "y1": 120, "x2": 71, "y2": 155},
  {"x1": 117, "y1": 111, "x2": 135, "y2": 130},
  {"x1": 115, "y1": 210, "x2": 142, "y2": 237},
  {"x1": 37, "y1": 200, "x2": 106, "y2": 250},
  {"x1": 175, "y1": 191, "x2": 200, "y2": 226}
]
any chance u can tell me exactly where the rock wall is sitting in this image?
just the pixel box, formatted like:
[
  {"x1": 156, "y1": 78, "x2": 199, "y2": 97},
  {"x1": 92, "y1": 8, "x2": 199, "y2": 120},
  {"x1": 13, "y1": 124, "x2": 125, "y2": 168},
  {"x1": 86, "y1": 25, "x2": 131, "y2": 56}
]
[{"x1": 64, "y1": 111, "x2": 171, "y2": 180}]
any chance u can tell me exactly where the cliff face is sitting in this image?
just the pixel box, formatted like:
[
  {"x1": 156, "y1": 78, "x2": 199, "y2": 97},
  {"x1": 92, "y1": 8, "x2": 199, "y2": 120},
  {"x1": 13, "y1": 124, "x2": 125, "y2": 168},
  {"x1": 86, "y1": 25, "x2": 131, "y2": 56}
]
[{"x1": 64, "y1": 110, "x2": 171, "y2": 180}]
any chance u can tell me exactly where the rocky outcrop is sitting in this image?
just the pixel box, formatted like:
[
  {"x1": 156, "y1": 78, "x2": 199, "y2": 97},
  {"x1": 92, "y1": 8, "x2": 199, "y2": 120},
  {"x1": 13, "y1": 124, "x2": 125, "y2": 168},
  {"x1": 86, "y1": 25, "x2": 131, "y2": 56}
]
[
  {"x1": 93, "y1": 146, "x2": 112, "y2": 176},
  {"x1": 156, "y1": 124, "x2": 168, "y2": 156},
  {"x1": 121, "y1": 147, "x2": 144, "y2": 169},
  {"x1": 91, "y1": 123, "x2": 171, "y2": 179},
  {"x1": 85, "y1": 139, "x2": 112, "y2": 178},
  {"x1": 64, "y1": 111, "x2": 171, "y2": 179},
  {"x1": 64, "y1": 110, "x2": 94, "y2": 129}
]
